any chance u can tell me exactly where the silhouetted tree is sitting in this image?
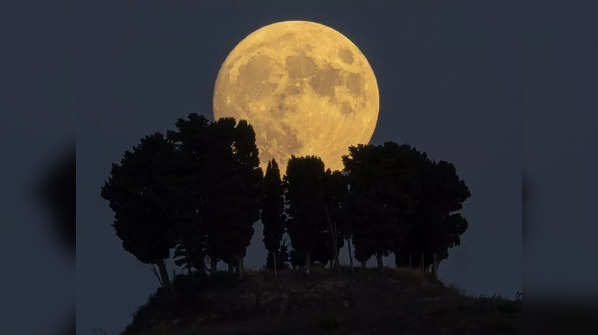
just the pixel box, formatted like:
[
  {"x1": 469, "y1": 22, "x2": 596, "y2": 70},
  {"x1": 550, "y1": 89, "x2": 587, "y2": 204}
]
[
  {"x1": 266, "y1": 237, "x2": 290, "y2": 271},
  {"x1": 261, "y1": 159, "x2": 285, "y2": 276},
  {"x1": 323, "y1": 169, "x2": 348, "y2": 270},
  {"x1": 168, "y1": 115, "x2": 262, "y2": 278},
  {"x1": 313, "y1": 233, "x2": 340, "y2": 268},
  {"x1": 344, "y1": 142, "x2": 470, "y2": 273},
  {"x1": 101, "y1": 133, "x2": 179, "y2": 287},
  {"x1": 284, "y1": 156, "x2": 328, "y2": 275},
  {"x1": 393, "y1": 160, "x2": 470, "y2": 274},
  {"x1": 213, "y1": 118, "x2": 262, "y2": 277},
  {"x1": 343, "y1": 142, "x2": 427, "y2": 270},
  {"x1": 172, "y1": 198, "x2": 208, "y2": 277},
  {"x1": 339, "y1": 193, "x2": 356, "y2": 271},
  {"x1": 166, "y1": 114, "x2": 211, "y2": 276},
  {"x1": 289, "y1": 233, "x2": 332, "y2": 269}
]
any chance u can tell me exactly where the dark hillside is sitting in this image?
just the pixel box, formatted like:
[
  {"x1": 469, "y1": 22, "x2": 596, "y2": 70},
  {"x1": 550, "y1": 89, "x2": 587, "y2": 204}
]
[{"x1": 123, "y1": 268, "x2": 520, "y2": 335}]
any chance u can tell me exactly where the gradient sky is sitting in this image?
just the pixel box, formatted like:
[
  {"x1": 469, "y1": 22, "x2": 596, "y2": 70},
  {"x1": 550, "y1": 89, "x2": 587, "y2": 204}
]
[{"x1": 74, "y1": 2, "x2": 522, "y2": 333}]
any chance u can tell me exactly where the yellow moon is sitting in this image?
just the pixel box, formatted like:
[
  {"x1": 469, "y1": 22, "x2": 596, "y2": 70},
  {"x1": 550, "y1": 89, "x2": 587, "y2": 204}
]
[{"x1": 213, "y1": 20, "x2": 379, "y2": 173}]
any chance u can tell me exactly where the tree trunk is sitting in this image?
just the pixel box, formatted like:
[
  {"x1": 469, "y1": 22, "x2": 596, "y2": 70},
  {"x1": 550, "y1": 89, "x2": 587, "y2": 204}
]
[
  {"x1": 237, "y1": 256, "x2": 244, "y2": 279},
  {"x1": 210, "y1": 257, "x2": 217, "y2": 275},
  {"x1": 432, "y1": 253, "x2": 439, "y2": 277},
  {"x1": 324, "y1": 205, "x2": 339, "y2": 271},
  {"x1": 157, "y1": 259, "x2": 170, "y2": 287},
  {"x1": 347, "y1": 238, "x2": 354, "y2": 272},
  {"x1": 196, "y1": 255, "x2": 207, "y2": 277},
  {"x1": 334, "y1": 237, "x2": 340, "y2": 270},
  {"x1": 305, "y1": 252, "x2": 311, "y2": 275},
  {"x1": 360, "y1": 261, "x2": 366, "y2": 269},
  {"x1": 273, "y1": 252, "x2": 278, "y2": 277},
  {"x1": 376, "y1": 253, "x2": 384, "y2": 271}
]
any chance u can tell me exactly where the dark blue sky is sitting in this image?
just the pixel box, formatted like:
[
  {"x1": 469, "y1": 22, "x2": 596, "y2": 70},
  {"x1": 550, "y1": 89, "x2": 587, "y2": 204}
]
[
  {"x1": 73, "y1": 2, "x2": 522, "y2": 333},
  {"x1": 5, "y1": 0, "x2": 598, "y2": 333}
]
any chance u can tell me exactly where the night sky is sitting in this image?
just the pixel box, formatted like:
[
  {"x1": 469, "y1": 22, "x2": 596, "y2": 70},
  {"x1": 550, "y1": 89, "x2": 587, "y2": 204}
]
[
  {"x1": 72, "y1": 2, "x2": 522, "y2": 333},
  {"x1": 5, "y1": 0, "x2": 598, "y2": 333}
]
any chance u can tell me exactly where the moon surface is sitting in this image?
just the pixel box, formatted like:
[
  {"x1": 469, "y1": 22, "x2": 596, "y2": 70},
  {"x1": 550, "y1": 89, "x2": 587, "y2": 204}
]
[{"x1": 213, "y1": 20, "x2": 379, "y2": 173}]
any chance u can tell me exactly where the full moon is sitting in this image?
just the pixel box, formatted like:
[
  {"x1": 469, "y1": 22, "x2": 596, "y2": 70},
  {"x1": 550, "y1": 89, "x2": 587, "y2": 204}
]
[{"x1": 213, "y1": 20, "x2": 379, "y2": 173}]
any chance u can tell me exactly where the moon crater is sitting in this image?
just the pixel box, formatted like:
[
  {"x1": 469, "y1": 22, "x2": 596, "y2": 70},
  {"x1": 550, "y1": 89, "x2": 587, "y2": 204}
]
[{"x1": 338, "y1": 48, "x2": 354, "y2": 64}]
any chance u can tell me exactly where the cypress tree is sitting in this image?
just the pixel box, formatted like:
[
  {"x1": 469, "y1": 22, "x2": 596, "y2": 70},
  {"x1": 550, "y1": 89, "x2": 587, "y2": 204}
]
[{"x1": 261, "y1": 159, "x2": 285, "y2": 276}]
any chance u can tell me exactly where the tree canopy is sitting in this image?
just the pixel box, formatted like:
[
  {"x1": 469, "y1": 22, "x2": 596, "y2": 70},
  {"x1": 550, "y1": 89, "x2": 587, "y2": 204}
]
[
  {"x1": 102, "y1": 113, "x2": 263, "y2": 284},
  {"x1": 394, "y1": 159, "x2": 471, "y2": 272},
  {"x1": 102, "y1": 114, "x2": 471, "y2": 283},
  {"x1": 101, "y1": 133, "x2": 180, "y2": 286},
  {"x1": 284, "y1": 156, "x2": 329, "y2": 274},
  {"x1": 167, "y1": 114, "x2": 262, "y2": 276},
  {"x1": 343, "y1": 142, "x2": 470, "y2": 272}
]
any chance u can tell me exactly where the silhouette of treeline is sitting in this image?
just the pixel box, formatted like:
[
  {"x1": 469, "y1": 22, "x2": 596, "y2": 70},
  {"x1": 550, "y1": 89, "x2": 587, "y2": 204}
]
[{"x1": 101, "y1": 113, "x2": 470, "y2": 287}]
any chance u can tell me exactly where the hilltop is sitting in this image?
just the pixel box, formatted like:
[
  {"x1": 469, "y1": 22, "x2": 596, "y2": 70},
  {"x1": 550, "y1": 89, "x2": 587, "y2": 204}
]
[{"x1": 122, "y1": 267, "x2": 520, "y2": 335}]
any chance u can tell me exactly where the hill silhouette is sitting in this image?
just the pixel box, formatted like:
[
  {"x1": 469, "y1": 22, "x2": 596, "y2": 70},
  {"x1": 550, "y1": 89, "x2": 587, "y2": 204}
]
[
  {"x1": 122, "y1": 267, "x2": 520, "y2": 335},
  {"x1": 99, "y1": 114, "x2": 502, "y2": 334}
]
